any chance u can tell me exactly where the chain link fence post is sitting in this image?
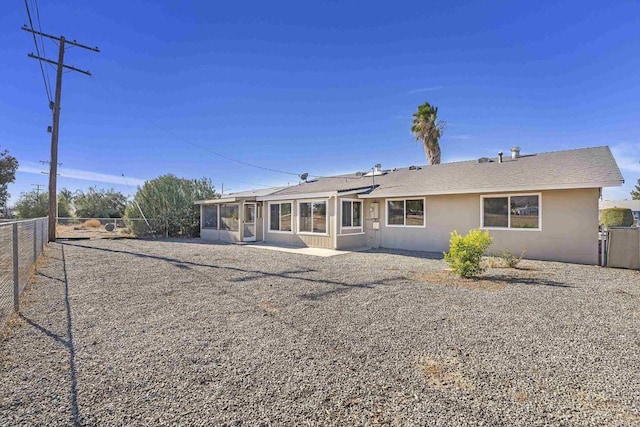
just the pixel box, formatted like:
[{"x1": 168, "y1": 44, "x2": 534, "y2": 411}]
[
  {"x1": 12, "y1": 222, "x2": 19, "y2": 313},
  {"x1": 33, "y1": 220, "x2": 38, "y2": 262}
]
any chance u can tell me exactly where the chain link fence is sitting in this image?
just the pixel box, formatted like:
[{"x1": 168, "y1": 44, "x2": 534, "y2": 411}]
[
  {"x1": 0, "y1": 218, "x2": 48, "y2": 327},
  {"x1": 56, "y1": 217, "x2": 160, "y2": 239}
]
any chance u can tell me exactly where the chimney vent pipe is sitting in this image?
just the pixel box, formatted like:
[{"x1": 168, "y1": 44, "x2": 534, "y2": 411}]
[
  {"x1": 498, "y1": 152, "x2": 503, "y2": 163},
  {"x1": 511, "y1": 146, "x2": 520, "y2": 159}
]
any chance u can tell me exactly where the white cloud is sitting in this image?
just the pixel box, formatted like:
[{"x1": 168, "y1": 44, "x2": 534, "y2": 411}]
[
  {"x1": 611, "y1": 142, "x2": 640, "y2": 174},
  {"x1": 407, "y1": 86, "x2": 443, "y2": 94},
  {"x1": 17, "y1": 161, "x2": 146, "y2": 186}
]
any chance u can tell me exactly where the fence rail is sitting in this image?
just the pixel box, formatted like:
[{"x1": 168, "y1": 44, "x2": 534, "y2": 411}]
[{"x1": 0, "y1": 217, "x2": 48, "y2": 327}]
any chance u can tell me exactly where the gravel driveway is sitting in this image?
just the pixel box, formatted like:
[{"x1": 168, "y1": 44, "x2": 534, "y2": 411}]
[{"x1": 1, "y1": 239, "x2": 639, "y2": 426}]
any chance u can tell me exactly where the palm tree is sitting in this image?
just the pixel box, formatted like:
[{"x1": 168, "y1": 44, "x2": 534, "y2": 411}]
[{"x1": 411, "y1": 102, "x2": 446, "y2": 165}]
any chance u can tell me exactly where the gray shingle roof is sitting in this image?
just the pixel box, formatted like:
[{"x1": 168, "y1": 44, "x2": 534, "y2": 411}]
[{"x1": 265, "y1": 146, "x2": 623, "y2": 199}]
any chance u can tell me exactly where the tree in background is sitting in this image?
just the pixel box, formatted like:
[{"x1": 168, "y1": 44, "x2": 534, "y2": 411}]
[
  {"x1": 411, "y1": 102, "x2": 446, "y2": 165},
  {"x1": 125, "y1": 174, "x2": 217, "y2": 237},
  {"x1": 74, "y1": 187, "x2": 127, "y2": 218},
  {"x1": 15, "y1": 189, "x2": 73, "y2": 219},
  {"x1": 0, "y1": 147, "x2": 19, "y2": 218},
  {"x1": 631, "y1": 179, "x2": 640, "y2": 200}
]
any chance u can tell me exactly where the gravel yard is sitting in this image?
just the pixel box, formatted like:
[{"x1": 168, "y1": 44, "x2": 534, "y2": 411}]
[{"x1": 1, "y1": 238, "x2": 639, "y2": 426}]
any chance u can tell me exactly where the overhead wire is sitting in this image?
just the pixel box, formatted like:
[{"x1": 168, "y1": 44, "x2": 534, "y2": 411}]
[
  {"x1": 32, "y1": 0, "x2": 53, "y2": 94},
  {"x1": 85, "y1": 77, "x2": 371, "y2": 183},
  {"x1": 23, "y1": 0, "x2": 52, "y2": 104}
]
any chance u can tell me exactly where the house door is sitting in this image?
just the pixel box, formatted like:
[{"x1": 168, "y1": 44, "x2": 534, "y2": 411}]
[{"x1": 243, "y1": 203, "x2": 257, "y2": 242}]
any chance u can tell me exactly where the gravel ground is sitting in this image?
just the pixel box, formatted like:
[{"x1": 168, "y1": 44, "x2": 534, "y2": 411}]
[{"x1": 1, "y1": 238, "x2": 639, "y2": 426}]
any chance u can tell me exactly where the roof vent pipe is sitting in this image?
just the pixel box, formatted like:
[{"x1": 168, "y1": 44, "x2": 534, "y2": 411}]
[
  {"x1": 511, "y1": 146, "x2": 520, "y2": 159},
  {"x1": 374, "y1": 163, "x2": 382, "y2": 174},
  {"x1": 498, "y1": 152, "x2": 503, "y2": 163}
]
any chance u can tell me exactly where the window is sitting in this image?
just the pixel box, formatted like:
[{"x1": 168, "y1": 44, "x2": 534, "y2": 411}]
[
  {"x1": 386, "y1": 199, "x2": 425, "y2": 227},
  {"x1": 341, "y1": 200, "x2": 362, "y2": 229},
  {"x1": 269, "y1": 202, "x2": 292, "y2": 232},
  {"x1": 482, "y1": 194, "x2": 540, "y2": 230},
  {"x1": 220, "y1": 204, "x2": 239, "y2": 231},
  {"x1": 299, "y1": 200, "x2": 327, "y2": 234},
  {"x1": 202, "y1": 205, "x2": 218, "y2": 229}
]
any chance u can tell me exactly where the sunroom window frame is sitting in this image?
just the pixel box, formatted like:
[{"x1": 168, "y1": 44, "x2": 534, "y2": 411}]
[
  {"x1": 385, "y1": 197, "x2": 426, "y2": 228},
  {"x1": 480, "y1": 192, "x2": 542, "y2": 231},
  {"x1": 297, "y1": 199, "x2": 329, "y2": 236},
  {"x1": 340, "y1": 198, "x2": 363, "y2": 232},
  {"x1": 202, "y1": 204, "x2": 219, "y2": 230},
  {"x1": 268, "y1": 201, "x2": 294, "y2": 234}
]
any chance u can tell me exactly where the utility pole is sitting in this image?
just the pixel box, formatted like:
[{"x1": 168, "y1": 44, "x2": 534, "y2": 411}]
[
  {"x1": 31, "y1": 184, "x2": 45, "y2": 197},
  {"x1": 23, "y1": 26, "x2": 99, "y2": 242}
]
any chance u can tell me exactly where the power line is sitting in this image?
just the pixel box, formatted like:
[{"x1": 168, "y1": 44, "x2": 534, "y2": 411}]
[
  {"x1": 23, "y1": 0, "x2": 52, "y2": 103},
  {"x1": 32, "y1": 0, "x2": 52, "y2": 93},
  {"x1": 23, "y1": 27, "x2": 100, "y2": 242}
]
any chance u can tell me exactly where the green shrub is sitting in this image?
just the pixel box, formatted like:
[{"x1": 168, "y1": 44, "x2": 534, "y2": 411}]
[
  {"x1": 499, "y1": 248, "x2": 526, "y2": 268},
  {"x1": 444, "y1": 228, "x2": 493, "y2": 277},
  {"x1": 601, "y1": 208, "x2": 634, "y2": 227}
]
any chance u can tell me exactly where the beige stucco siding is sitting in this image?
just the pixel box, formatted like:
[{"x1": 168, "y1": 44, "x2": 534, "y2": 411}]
[
  {"x1": 364, "y1": 188, "x2": 600, "y2": 264},
  {"x1": 336, "y1": 233, "x2": 367, "y2": 249},
  {"x1": 263, "y1": 197, "x2": 335, "y2": 249}
]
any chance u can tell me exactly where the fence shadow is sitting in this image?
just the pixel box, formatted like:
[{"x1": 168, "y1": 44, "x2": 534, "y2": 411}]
[{"x1": 21, "y1": 245, "x2": 80, "y2": 426}]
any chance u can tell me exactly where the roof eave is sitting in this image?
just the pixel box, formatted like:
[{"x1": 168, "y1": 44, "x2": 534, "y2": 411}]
[{"x1": 358, "y1": 181, "x2": 624, "y2": 199}]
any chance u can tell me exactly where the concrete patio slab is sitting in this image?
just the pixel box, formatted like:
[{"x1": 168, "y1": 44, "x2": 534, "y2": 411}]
[{"x1": 245, "y1": 242, "x2": 370, "y2": 257}]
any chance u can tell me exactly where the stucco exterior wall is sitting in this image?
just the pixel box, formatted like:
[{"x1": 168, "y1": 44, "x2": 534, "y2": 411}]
[
  {"x1": 336, "y1": 233, "x2": 367, "y2": 249},
  {"x1": 363, "y1": 188, "x2": 600, "y2": 264}
]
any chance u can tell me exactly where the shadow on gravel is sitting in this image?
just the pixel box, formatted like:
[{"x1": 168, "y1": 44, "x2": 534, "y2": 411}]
[
  {"x1": 299, "y1": 276, "x2": 402, "y2": 301},
  {"x1": 369, "y1": 248, "x2": 445, "y2": 260},
  {"x1": 22, "y1": 245, "x2": 81, "y2": 426},
  {"x1": 61, "y1": 242, "x2": 389, "y2": 292},
  {"x1": 483, "y1": 275, "x2": 572, "y2": 288}
]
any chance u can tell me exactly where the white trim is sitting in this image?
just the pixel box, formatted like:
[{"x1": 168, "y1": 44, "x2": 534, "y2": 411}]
[
  {"x1": 258, "y1": 191, "x2": 335, "y2": 202},
  {"x1": 358, "y1": 183, "x2": 621, "y2": 199},
  {"x1": 337, "y1": 232, "x2": 366, "y2": 236},
  {"x1": 267, "y1": 201, "x2": 294, "y2": 234},
  {"x1": 480, "y1": 192, "x2": 542, "y2": 231},
  {"x1": 337, "y1": 188, "x2": 372, "y2": 197},
  {"x1": 195, "y1": 197, "x2": 241, "y2": 205},
  {"x1": 340, "y1": 198, "x2": 364, "y2": 233},
  {"x1": 297, "y1": 199, "x2": 330, "y2": 235},
  {"x1": 242, "y1": 202, "x2": 257, "y2": 242},
  {"x1": 385, "y1": 197, "x2": 426, "y2": 228},
  {"x1": 333, "y1": 195, "x2": 338, "y2": 249}
]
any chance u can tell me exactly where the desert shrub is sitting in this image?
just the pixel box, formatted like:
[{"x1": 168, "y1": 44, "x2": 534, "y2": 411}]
[
  {"x1": 83, "y1": 219, "x2": 102, "y2": 228},
  {"x1": 444, "y1": 228, "x2": 493, "y2": 277},
  {"x1": 483, "y1": 256, "x2": 502, "y2": 269},
  {"x1": 601, "y1": 208, "x2": 633, "y2": 227},
  {"x1": 499, "y1": 249, "x2": 527, "y2": 268}
]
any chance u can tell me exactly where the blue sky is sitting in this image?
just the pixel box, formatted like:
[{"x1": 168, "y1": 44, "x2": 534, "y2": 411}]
[{"x1": 2, "y1": 0, "x2": 639, "y2": 204}]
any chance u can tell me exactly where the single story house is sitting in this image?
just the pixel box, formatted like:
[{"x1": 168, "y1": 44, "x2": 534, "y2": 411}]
[
  {"x1": 196, "y1": 146, "x2": 624, "y2": 264},
  {"x1": 599, "y1": 199, "x2": 640, "y2": 226}
]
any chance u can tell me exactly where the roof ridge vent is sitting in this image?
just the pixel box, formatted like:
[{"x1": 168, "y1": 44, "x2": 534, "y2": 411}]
[
  {"x1": 478, "y1": 157, "x2": 493, "y2": 164},
  {"x1": 408, "y1": 165, "x2": 422, "y2": 170}
]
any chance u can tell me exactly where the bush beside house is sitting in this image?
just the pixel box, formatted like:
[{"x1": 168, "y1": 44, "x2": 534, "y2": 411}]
[
  {"x1": 601, "y1": 208, "x2": 634, "y2": 227},
  {"x1": 444, "y1": 228, "x2": 493, "y2": 277}
]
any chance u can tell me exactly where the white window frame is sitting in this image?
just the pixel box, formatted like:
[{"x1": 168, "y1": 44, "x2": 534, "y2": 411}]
[
  {"x1": 267, "y1": 201, "x2": 294, "y2": 234},
  {"x1": 340, "y1": 198, "x2": 363, "y2": 232},
  {"x1": 385, "y1": 198, "x2": 426, "y2": 228},
  {"x1": 480, "y1": 192, "x2": 542, "y2": 231},
  {"x1": 297, "y1": 199, "x2": 329, "y2": 236}
]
